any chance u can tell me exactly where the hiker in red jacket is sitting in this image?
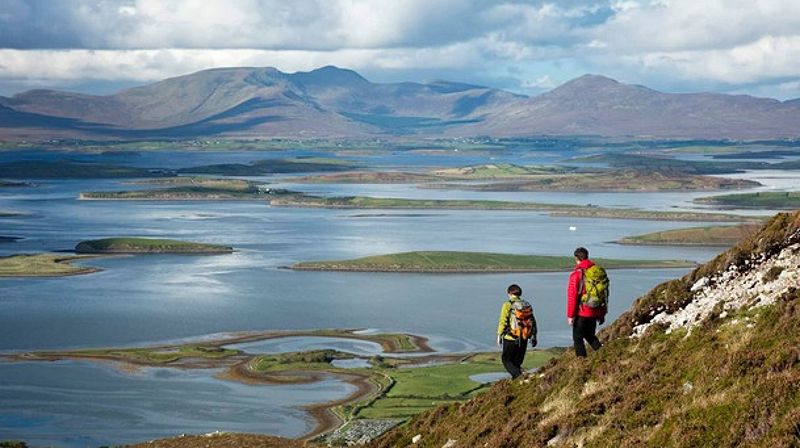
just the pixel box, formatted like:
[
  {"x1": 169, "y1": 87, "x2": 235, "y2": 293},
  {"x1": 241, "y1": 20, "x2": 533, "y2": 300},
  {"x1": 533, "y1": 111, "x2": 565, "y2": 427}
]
[{"x1": 567, "y1": 247, "x2": 607, "y2": 357}]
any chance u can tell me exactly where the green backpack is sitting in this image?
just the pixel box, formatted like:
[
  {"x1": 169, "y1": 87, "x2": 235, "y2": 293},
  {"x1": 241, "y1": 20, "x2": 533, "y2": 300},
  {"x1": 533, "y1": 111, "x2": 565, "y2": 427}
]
[{"x1": 580, "y1": 264, "x2": 609, "y2": 308}]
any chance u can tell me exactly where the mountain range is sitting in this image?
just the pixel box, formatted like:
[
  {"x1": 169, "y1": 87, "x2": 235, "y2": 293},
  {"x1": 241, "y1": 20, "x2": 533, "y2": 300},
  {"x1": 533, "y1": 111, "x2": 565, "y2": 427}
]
[{"x1": 2, "y1": 66, "x2": 799, "y2": 141}]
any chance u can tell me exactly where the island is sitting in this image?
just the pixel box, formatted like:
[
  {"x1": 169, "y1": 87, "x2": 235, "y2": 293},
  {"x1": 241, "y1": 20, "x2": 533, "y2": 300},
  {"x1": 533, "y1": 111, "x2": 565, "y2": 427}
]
[
  {"x1": 80, "y1": 178, "x2": 268, "y2": 200},
  {"x1": 422, "y1": 170, "x2": 760, "y2": 192},
  {"x1": 289, "y1": 164, "x2": 573, "y2": 184},
  {"x1": 618, "y1": 223, "x2": 762, "y2": 246},
  {"x1": 3, "y1": 329, "x2": 557, "y2": 442},
  {"x1": 291, "y1": 251, "x2": 696, "y2": 273},
  {"x1": 0, "y1": 253, "x2": 101, "y2": 277},
  {"x1": 75, "y1": 237, "x2": 234, "y2": 254},
  {"x1": 694, "y1": 191, "x2": 800, "y2": 209}
]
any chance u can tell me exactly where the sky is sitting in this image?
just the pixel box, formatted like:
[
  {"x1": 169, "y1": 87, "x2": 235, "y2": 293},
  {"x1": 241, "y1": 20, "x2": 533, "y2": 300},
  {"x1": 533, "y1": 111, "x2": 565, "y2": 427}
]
[{"x1": 1, "y1": 0, "x2": 800, "y2": 99}]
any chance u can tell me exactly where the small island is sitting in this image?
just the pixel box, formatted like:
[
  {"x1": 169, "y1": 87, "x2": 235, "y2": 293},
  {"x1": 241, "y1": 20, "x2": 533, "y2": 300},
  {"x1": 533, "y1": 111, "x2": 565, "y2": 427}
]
[
  {"x1": 0, "y1": 253, "x2": 101, "y2": 277},
  {"x1": 75, "y1": 238, "x2": 233, "y2": 254},
  {"x1": 80, "y1": 177, "x2": 268, "y2": 200},
  {"x1": 291, "y1": 251, "x2": 696, "y2": 273},
  {"x1": 619, "y1": 223, "x2": 762, "y2": 246},
  {"x1": 694, "y1": 191, "x2": 800, "y2": 209}
]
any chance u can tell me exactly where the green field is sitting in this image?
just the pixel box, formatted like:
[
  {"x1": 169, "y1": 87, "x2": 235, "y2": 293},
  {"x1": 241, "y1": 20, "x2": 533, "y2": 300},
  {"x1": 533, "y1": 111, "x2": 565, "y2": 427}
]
[
  {"x1": 619, "y1": 223, "x2": 762, "y2": 246},
  {"x1": 695, "y1": 191, "x2": 800, "y2": 209},
  {"x1": 293, "y1": 251, "x2": 696, "y2": 272},
  {"x1": 74, "y1": 237, "x2": 233, "y2": 254},
  {"x1": 0, "y1": 253, "x2": 100, "y2": 277},
  {"x1": 358, "y1": 351, "x2": 559, "y2": 419}
]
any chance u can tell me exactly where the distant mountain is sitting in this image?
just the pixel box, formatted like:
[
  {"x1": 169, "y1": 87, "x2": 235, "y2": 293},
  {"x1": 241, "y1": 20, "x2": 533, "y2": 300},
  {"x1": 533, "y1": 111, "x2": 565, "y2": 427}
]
[
  {"x1": 1, "y1": 67, "x2": 799, "y2": 140},
  {"x1": 456, "y1": 75, "x2": 800, "y2": 139}
]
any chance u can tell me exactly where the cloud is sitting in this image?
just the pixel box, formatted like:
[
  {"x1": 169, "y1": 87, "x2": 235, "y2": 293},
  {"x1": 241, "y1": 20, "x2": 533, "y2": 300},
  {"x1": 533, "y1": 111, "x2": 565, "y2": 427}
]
[{"x1": 0, "y1": 0, "x2": 799, "y2": 99}]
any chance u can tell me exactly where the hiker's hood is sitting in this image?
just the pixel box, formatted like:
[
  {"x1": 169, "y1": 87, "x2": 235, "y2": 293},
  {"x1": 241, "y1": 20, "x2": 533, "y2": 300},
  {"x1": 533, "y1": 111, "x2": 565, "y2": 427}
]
[{"x1": 576, "y1": 259, "x2": 594, "y2": 270}]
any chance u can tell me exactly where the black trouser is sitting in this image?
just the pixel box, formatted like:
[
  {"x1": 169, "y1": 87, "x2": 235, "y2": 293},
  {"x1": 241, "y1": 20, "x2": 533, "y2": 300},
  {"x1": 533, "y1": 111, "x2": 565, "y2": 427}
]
[
  {"x1": 573, "y1": 316, "x2": 602, "y2": 357},
  {"x1": 501, "y1": 338, "x2": 527, "y2": 379}
]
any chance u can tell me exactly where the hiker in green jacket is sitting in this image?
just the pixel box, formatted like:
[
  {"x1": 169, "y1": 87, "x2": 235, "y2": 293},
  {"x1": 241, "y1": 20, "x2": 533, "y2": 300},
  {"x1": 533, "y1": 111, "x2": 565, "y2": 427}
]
[{"x1": 497, "y1": 284, "x2": 538, "y2": 379}]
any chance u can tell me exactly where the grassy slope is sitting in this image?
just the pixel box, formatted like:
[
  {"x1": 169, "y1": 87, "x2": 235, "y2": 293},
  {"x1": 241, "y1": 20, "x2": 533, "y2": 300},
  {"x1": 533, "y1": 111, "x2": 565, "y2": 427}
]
[
  {"x1": 293, "y1": 251, "x2": 695, "y2": 272},
  {"x1": 371, "y1": 212, "x2": 800, "y2": 448},
  {"x1": 619, "y1": 223, "x2": 762, "y2": 246},
  {"x1": 0, "y1": 253, "x2": 100, "y2": 277},
  {"x1": 74, "y1": 237, "x2": 232, "y2": 254},
  {"x1": 696, "y1": 192, "x2": 800, "y2": 209}
]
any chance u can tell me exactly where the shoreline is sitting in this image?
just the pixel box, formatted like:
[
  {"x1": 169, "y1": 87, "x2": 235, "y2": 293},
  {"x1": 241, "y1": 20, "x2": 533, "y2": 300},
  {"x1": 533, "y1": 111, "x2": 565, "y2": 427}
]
[{"x1": 2, "y1": 329, "x2": 437, "y2": 440}]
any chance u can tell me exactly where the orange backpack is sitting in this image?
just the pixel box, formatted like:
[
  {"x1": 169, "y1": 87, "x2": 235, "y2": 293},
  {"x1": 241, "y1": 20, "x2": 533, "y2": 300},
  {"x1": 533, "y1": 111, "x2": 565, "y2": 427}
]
[{"x1": 508, "y1": 300, "x2": 535, "y2": 340}]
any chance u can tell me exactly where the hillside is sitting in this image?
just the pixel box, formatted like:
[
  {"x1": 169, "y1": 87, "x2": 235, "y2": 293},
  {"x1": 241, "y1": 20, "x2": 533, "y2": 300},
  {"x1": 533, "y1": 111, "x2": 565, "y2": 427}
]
[
  {"x1": 371, "y1": 211, "x2": 800, "y2": 447},
  {"x1": 1, "y1": 67, "x2": 799, "y2": 140}
]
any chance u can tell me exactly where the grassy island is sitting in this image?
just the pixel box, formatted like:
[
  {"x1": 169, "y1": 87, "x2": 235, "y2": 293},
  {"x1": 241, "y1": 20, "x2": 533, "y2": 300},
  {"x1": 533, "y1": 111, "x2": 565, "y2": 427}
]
[
  {"x1": 290, "y1": 164, "x2": 574, "y2": 184},
  {"x1": 424, "y1": 170, "x2": 760, "y2": 192},
  {"x1": 80, "y1": 178, "x2": 269, "y2": 200},
  {"x1": 694, "y1": 191, "x2": 800, "y2": 209},
  {"x1": 292, "y1": 251, "x2": 696, "y2": 273},
  {"x1": 270, "y1": 193, "x2": 581, "y2": 212},
  {"x1": 619, "y1": 223, "x2": 762, "y2": 246},
  {"x1": 0, "y1": 253, "x2": 101, "y2": 277},
  {"x1": 75, "y1": 238, "x2": 233, "y2": 254}
]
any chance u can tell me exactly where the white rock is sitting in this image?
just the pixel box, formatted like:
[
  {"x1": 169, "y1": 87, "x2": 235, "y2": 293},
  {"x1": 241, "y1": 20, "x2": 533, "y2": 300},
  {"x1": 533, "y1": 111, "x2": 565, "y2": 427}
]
[
  {"x1": 690, "y1": 277, "x2": 710, "y2": 292},
  {"x1": 442, "y1": 438, "x2": 457, "y2": 448},
  {"x1": 412, "y1": 434, "x2": 422, "y2": 444}
]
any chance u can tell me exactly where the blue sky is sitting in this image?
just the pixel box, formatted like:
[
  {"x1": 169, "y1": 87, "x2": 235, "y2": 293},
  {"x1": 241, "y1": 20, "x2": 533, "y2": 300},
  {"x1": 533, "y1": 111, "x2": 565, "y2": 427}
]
[{"x1": 1, "y1": 0, "x2": 799, "y2": 99}]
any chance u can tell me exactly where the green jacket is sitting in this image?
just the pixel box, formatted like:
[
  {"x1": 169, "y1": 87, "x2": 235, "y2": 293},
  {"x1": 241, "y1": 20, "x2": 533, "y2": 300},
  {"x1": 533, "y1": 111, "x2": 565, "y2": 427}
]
[{"x1": 497, "y1": 295, "x2": 538, "y2": 342}]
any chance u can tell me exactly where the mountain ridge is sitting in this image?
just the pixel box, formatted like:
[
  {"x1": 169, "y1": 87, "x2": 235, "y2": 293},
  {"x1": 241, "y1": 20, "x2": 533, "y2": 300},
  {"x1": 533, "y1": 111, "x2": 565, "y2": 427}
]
[{"x1": 1, "y1": 66, "x2": 799, "y2": 141}]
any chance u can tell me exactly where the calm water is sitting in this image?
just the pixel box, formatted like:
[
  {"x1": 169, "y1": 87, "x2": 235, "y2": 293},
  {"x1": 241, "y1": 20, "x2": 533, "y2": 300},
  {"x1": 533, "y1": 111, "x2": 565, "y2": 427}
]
[{"x1": 1, "y1": 150, "x2": 794, "y2": 446}]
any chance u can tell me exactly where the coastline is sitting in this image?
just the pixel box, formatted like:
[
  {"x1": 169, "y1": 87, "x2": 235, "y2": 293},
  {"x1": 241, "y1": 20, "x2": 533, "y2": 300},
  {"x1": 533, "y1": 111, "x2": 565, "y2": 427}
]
[{"x1": 2, "y1": 329, "x2": 435, "y2": 440}]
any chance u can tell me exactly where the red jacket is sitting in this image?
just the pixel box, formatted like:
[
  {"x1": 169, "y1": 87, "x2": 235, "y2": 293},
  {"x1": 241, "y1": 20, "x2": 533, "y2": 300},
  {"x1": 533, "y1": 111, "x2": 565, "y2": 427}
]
[{"x1": 567, "y1": 259, "x2": 607, "y2": 319}]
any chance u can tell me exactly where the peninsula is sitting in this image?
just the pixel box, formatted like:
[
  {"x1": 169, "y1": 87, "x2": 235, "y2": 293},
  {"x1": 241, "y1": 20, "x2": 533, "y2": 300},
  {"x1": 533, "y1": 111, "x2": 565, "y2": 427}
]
[
  {"x1": 75, "y1": 238, "x2": 233, "y2": 254},
  {"x1": 0, "y1": 253, "x2": 102, "y2": 277},
  {"x1": 291, "y1": 251, "x2": 696, "y2": 273}
]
